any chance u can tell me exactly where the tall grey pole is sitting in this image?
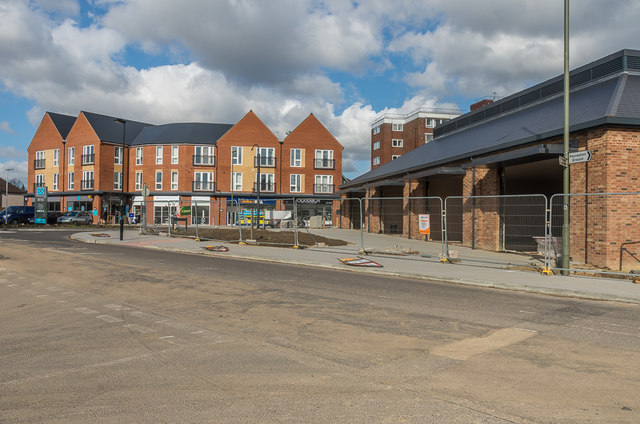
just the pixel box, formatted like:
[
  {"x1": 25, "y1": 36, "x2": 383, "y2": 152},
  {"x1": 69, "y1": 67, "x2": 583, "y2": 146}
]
[
  {"x1": 561, "y1": 0, "x2": 570, "y2": 274},
  {"x1": 114, "y1": 118, "x2": 127, "y2": 241}
]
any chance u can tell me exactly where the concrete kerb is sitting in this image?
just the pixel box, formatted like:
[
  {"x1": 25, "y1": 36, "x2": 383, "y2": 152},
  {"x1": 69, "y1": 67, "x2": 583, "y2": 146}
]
[{"x1": 69, "y1": 231, "x2": 640, "y2": 305}]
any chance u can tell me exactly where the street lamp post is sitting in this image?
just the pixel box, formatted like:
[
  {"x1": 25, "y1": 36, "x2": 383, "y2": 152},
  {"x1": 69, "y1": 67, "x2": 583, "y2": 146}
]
[
  {"x1": 4, "y1": 168, "x2": 14, "y2": 226},
  {"x1": 561, "y1": 0, "x2": 570, "y2": 274},
  {"x1": 114, "y1": 118, "x2": 127, "y2": 241},
  {"x1": 251, "y1": 144, "x2": 261, "y2": 230}
]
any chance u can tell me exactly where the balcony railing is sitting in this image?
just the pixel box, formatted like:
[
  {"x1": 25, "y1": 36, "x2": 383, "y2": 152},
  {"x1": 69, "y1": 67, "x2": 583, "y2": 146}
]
[
  {"x1": 313, "y1": 184, "x2": 334, "y2": 194},
  {"x1": 192, "y1": 181, "x2": 215, "y2": 191},
  {"x1": 34, "y1": 159, "x2": 46, "y2": 169},
  {"x1": 313, "y1": 158, "x2": 335, "y2": 169},
  {"x1": 81, "y1": 154, "x2": 95, "y2": 165},
  {"x1": 192, "y1": 155, "x2": 215, "y2": 166},
  {"x1": 81, "y1": 179, "x2": 94, "y2": 190},
  {"x1": 253, "y1": 182, "x2": 276, "y2": 193},
  {"x1": 254, "y1": 156, "x2": 276, "y2": 168}
]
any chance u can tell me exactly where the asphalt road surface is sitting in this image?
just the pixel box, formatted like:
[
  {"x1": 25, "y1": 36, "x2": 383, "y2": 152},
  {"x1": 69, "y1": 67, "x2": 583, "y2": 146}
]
[{"x1": 1, "y1": 229, "x2": 639, "y2": 423}]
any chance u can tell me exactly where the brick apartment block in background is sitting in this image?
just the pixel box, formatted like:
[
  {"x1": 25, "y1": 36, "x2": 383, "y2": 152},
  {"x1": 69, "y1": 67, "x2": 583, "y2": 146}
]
[
  {"x1": 27, "y1": 110, "x2": 343, "y2": 226},
  {"x1": 370, "y1": 108, "x2": 462, "y2": 169}
]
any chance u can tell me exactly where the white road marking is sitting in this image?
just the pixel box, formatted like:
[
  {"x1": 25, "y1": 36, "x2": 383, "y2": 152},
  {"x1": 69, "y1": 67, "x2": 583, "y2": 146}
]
[
  {"x1": 31, "y1": 282, "x2": 42, "y2": 285},
  {"x1": 519, "y1": 310, "x2": 535, "y2": 314},
  {"x1": 104, "y1": 304, "x2": 130, "y2": 311},
  {"x1": 191, "y1": 330, "x2": 204, "y2": 334},
  {"x1": 128, "y1": 310, "x2": 150, "y2": 318},
  {"x1": 46, "y1": 286, "x2": 58, "y2": 291},
  {"x1": 158, "y1": 336, "x2": 177, "y2": 344},
  {"x1": 8, "y1": 284, "x2": 18, "y2": 287},
  {"x1": 96, "y1": 315, "x2": 124, "y2": 323},
  {"x1": 75, "y1": 307, "x2": 99, "y2": 314},
  {"x1": 35, "y1": 294, "x2": 49, "y2": 298}
]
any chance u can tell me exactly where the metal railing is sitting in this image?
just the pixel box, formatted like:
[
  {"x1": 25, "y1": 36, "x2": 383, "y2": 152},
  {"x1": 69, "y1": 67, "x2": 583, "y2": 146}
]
[
  {"x1": 192, "y1": 181, "x2": 215, "y2": 191},
  {"x1": 192, "y1": 155, "x2": 215, "y2": 166},
  {"x1": 313, "y1": 158, "x2": 335, "y2": 169},
  {"x1": 81, "y1": 179, "x2": 94, "y2": 190},
  {"x1": 254, "y1": 156, "x2": 276, "y2": 168},
  {"x1": 313, "y1": 184, "x2": 334, "y2": 194},
  {"x1": 34, "y1": 159, "x2": 46, "y2": 169},
  {"x1": 81, "y1": 154, "x2": 95, "y2": 165},
  {"x1": 253, "y1": 182, "x2": 276, "y2": 193}
]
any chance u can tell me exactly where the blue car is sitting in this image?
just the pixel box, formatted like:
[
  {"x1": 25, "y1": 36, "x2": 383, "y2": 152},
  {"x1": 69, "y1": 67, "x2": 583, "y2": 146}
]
[{"x1": 1, "y1": 206, "x2": 35, "y2": 225}]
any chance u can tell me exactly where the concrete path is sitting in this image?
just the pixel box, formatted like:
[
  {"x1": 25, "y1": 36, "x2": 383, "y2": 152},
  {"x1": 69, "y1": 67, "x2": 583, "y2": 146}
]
[{"x1": 71, "y1": 228, "x2": 640, "y2": 305}]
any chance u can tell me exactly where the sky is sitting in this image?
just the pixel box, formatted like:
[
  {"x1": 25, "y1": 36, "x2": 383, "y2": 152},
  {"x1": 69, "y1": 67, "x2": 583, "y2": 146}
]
[{"x1": 1, "y1": 0, "x2": 640, "y2": 186}]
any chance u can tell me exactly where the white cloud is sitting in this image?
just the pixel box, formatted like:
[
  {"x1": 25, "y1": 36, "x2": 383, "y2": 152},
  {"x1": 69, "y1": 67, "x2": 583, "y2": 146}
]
[{"x1": 0, "y1": 121, "x2": 14, "y2": 134}]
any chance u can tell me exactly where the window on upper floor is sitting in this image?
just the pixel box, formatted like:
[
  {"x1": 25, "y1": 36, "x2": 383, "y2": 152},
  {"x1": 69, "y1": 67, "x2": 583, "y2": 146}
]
[
  {"x1": 231, "y1": 146, "x2": 242, "y2": 165},
  {"x1": 68, "y1": 147, "x2": 75, "y2": 165},
  {"x1": 290, "y1": 148, "x2": 302, "y2": 167},
  {"x1": 392, "y1": 123, "x2": 403, "y2": 131},
  {"x1": 373, "y1": 125, "x2": 381, "y2": 135},
  {"x1": 392, "y1": 139, "x2": 403, "y2": 147},
  {"x1": 115, "y1": 146, "x2": 123, "y2": 165},
  {"x1": 372, "y1": 156, "x2": 380, "y2": 166},
  {"x1": 52, "y1": 173, "x2": 59, "y2": 190},
  {"x1": 156, "y1": 146, "x2": 163, "y2": 164},
  {"x1": 314, "y1": 149, "x2": 334, "y2": 169},
  {"x1": 135, "y1": 172, "x2": 143, "y2": 190},
  {"x1": 114, "y1": 172, "x2": 122, "y2": 190},
  {"x1": 425, "y1": 118, "x2": 435, "y2": 128},
  {"x1": 373, "y1": 141, "x2": 380, "y2": 150},
  {"x1": 392, "y1": 155, "x2": 400, "y2": 160},
  {"x1": 53, "y1": 149, "x2": 59, "y2": 166},
  {"x1": 425, "y1": 133, "x2": 434, "y2": 143},
  {"x1": 171, "y1": 145, "x2": 179, "y2": 164},
  {"x1": 155, "y1": 170, "x2": 162, "y2": 190},
  {"x1": 171, "y1": 171, "x2": 178, "y2": 190},
  {"x1": 136, "y1": 147, "x2": 143, "y2": 165},
  {"x1": 231, "y1": 172, "x2": 242, "y2": 191},
  {"x1": 68, "y1": 172, "x2": 74, "y2": 190},
  {"x1": 290, "y1": 174, "x2": 302, "y2": 192}
]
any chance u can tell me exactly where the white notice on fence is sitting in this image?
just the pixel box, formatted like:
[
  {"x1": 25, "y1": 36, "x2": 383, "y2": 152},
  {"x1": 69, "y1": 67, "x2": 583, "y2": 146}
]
[{"x1": 419, "y1": 214, "x2": 430, "y2": 235}]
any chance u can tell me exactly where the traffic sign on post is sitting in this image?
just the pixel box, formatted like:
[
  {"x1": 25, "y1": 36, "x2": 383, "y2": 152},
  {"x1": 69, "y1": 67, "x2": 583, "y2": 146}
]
[{"x1": 568, "y1": 150, "x2": 592, "y2": 164}]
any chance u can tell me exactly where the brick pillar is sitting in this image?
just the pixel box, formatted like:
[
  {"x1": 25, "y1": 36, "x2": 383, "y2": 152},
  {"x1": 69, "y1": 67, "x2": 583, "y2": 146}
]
[
  {"x1": 462, "y1": 167, "x2": 501, "y2": 251},
  {"x1": 367, "y1": 187, "x2": 382, "y2": 234},
  {"x1": 403, "y1": 179, "x2": 428, "y2": 240}
]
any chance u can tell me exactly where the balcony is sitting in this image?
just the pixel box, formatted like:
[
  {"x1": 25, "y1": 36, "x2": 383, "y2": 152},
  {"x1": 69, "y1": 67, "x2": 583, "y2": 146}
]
[
  {"x1": 192, "y1": 181, "x2": 215, "y2": 191},
  {"x1": 313, "y1": 158, "x2": 335, "y2": 169},
  {"x1": 192, "y1": 155, "x2": 215, "y2": 166},
  {"x1": 81, "y1": 154, "x2": 95, "y2": 165},
  {"x1": 34, "y1": 159, "x2": 46, "y2": 169},
  {"x1": 81, "y1": 179, "x2": 94, "y2": 190},
  {"x1": 253, "y1": 182, "x2": 276, "y2": 193},
  {"x1": 313, "y1": 184, "x2": 334, "y2": 194},
  {"x1": 254, "y1": 156, "x2": 276, "y2": 168}
]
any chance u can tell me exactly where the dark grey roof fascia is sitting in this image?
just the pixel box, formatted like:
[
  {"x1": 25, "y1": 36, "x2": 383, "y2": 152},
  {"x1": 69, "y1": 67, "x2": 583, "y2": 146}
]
[
  {"x1": 401, "y1": 167, "x2": 466, "y2": 180},
  {"x1": 364, "y1": 179, "x2": 404, "y2": 189},
  {"x1": 47, "y1": 112, "x2": 76, "y2": 140},
  {"x1": 82, "y1": 111, "x2": 154, "y2": 145},
  {"x1": 463, "y1": 144, "x2": 567, "y2": 168},
  {"x1": 131, "y1": 122, "x2": 233, "y2": 146}
]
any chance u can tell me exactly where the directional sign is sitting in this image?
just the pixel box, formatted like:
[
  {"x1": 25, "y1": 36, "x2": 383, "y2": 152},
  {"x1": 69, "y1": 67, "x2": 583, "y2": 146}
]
[{"x1": 568, "y1": 150, "x2": 592, "y2": 164}]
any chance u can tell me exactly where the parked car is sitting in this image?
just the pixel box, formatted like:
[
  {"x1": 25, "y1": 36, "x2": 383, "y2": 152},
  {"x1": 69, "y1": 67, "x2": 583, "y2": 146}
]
[
  {"x1": 56, "y1": 211, "x2": 93, "y2": 225},
  {"x1": 28, "y1": 211, "x2": 64, "y2": 225},
  {"x1": 1, "y1": 206, "x2": 35, "y2": 225}
]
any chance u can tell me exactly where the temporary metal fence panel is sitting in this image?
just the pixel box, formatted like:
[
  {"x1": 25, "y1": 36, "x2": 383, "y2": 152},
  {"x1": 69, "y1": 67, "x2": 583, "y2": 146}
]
[
  {"x1": 361, "y1": 197, "x2": 445, "y2": 259},
  {"x1": 549, "y1": 192, "x2": 640, "y2": 277},
  {"x1": 444, "y1": 195, "x2": 547, "y2": 269}
]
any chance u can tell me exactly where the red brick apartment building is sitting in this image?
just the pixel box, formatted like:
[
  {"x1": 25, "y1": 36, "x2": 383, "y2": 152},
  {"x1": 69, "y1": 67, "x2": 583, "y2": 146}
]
[
  {"x1": 341, "y1": 49, "x2": 640, "y2": 271},
  {"x1": 370, "y1": 108, "x2": 462, "y2": 169},
  {"x1": 27, "y1": 110, "x2": 343, "y2": 226}
]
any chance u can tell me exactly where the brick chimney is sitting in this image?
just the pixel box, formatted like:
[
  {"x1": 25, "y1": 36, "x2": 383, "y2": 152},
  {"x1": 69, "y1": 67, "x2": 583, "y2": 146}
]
[{"x1": 470, "y1": 99, "x2": 493, "y2": 111}]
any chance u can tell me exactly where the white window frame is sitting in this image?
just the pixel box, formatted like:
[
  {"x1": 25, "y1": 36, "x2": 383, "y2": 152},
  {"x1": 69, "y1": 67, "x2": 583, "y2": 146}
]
[
  {"x1": 155, "y1": 171, "x2": 162, "y2": 190},
  {"x1": 425, "y1": 118, "x2": 435, "y2": 128},
  {"x1": 136, "y1": 147, "x2": 143, "y2": 165},
  {"x1": 392, "y1": 155, "x2": 401, "y2": 160},
  {"x1": 68, "y1": 172, "x2": 74, "y2": 190},
  {"x1": 82, "y1": 145, "x2": 94, "y2": 165},
  {"x1": 115, "y1": 146, "x2": 123, "y2": 165},
  {"x1": 392, "y1": 123, "x2": 403, "y2": 131},
  {"x1": 53, "y1": 149, "x2": 59, "y2": 166},
  {"x1": 114, "y1": 171, "x2": 122, "y2": 190},
  {"x1": 36, "y1": 150, "x2": 45, "y2": 161},
  {"x1": 373, "y1": 156, "x2": 380, "y2": 166},
  {"x1": 392, "y1": 139, "x2": 403, "y2": 147},
  {"x1": 35, "y1": 174, "x2": 45, "y2": 186},
  {"x1": 231, "y1": 146, "x2": 242, "y2": 165},
  {"x1": 257, "y1": 173, "x2": 275, "y2": 191},
  {"x1": 194, "y1": 171, "x2": 213, "y2": 191},
  {"x1": 314, "y1": 175, "x2": 333, "y2": 193},
  {"x1": 373, "y1": 125, "x2": 381, "y2": 135},
  {"x1": 425, "y1": 133, "x2": 434, "y2": 143},
  {"x1": 231, "y1": 172, "x2": 242, "y2": 192},
  {"x1": 290, "y1": 174, "x2": 302, "y2": 192},
  {"x1": 171, "y1": 171, "x2": 178, "y2": 190},
  {"x1": 156, "y1": 146, "x2": 163, "y2": 164},
  {"x1": 68, "y1": 147, "x2": 75, "y2": 165},
  {"x1": 171, "y1": 145, "x2": 179, "y2": 164},
  {"x1": 82, "y1": 170, "x2": 94, "y2": 190},
  {"x1": 290, "y1": 148, "x2": 302, "y2": 167},
  {"x1": 194, "y1": 146, "x2": 214, "y2": 165},
  {"x1": 373, "y1": 141, "x2": 380, "y2": 150},
  {"x1": 53, "y1": 173, "x2": 59, "y2": 190},
  {"x1": 135, "y1": 172, "x2": 143, "y2": 190},
  {"x1": 257, "y1": 147, "x2": 275, "y2": 166}
]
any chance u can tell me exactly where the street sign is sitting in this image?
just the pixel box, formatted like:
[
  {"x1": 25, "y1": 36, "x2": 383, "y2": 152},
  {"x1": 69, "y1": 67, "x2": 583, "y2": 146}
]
[
  {"x1": 568, "y1": 150, "x2": 592, "y2": 164},
  {"x1": 34, "y1": 186, "x2": 48, "y2": 224}
]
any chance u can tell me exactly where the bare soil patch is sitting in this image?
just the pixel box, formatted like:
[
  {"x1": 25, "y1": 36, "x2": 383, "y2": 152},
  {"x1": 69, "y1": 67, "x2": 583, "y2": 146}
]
[{"x1": 163, "y1": 227, "x2": 349, "y2": 247}]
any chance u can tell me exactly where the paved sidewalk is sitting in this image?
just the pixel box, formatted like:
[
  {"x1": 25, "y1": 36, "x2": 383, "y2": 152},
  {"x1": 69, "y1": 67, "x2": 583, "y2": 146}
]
[{"x1": 71, "y1": 229, "x2": 640, "y2": 305}]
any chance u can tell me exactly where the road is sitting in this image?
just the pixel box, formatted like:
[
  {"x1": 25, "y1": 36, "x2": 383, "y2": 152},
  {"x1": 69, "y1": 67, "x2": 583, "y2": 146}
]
[{"x1": 1, "y1": 229, "x2": 639, "y2": 423}]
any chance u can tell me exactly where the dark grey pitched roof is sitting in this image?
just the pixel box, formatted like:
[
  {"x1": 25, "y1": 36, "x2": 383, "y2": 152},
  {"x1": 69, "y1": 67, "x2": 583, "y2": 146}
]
[
  {"x1": 82, "y1": 111, "x2": 154, "y2": 145},
  {"x1": 131, "y1": 122, "x2": 233, "y2": 146},
  {"x1": 47, "y1": 112, "x2": 76, "y2": 139},
  {"x1": 343, "y1": 50, "x2": 640, "y2": 189}
]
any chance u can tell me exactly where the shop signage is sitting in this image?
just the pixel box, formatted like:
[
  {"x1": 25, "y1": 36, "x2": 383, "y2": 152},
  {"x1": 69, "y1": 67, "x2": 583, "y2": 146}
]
[
  {"x1": 34, "y1": 186, "x2": 47, "y2": 224},
  {"x1": 418, "y1": 214, "x2": 431, "y2": 235},
  {"x1": 178, "y1": 206, "x2": 191, "y2": 216}
]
